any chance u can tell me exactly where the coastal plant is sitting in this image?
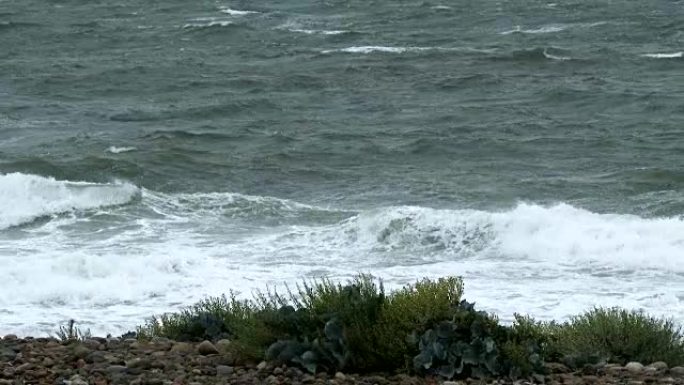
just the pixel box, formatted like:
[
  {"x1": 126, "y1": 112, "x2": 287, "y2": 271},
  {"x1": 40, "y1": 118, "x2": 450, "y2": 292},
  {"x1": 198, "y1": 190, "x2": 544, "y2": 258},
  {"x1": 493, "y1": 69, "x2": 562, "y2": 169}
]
[
  {"x1": 138, "y1": 274, "x2": 465, "y2": 372},
  {"x1": 55, "y1": 319, "x2": 92, "y2": 342},
  {"x1": 265, "y1": 318, "x2": 351, "y2": 373},
  {"x1": 411, "y1": 302, "x2": 555, "y2": 380},
  {"x1": 499, "y1": 314, "x2": 549, "y2": 378},
  {"x1": 411, "y1": 300, "x2": 504, "y2": 379},
  {"x1": 376, "y1": 276, "x2": 464, "y2": 369},
  {"x1": 548, "y1": 307, "x2": 684, "y2": 367},
  {"x1": 288, "y1": 275, "x2": 464, "y2": 371},
  {"x1": 138, "y1": 278, "x2": 684, "y2": 376},
  {"x1": 296, "y1": 275, "x2": 386, "y2": 371},
  {"x1": 261, "y1": 275, "x2": 387, "y2": 372},
  {"x1": 137, "y1": 294, "x2": 265, "y2": 342}
]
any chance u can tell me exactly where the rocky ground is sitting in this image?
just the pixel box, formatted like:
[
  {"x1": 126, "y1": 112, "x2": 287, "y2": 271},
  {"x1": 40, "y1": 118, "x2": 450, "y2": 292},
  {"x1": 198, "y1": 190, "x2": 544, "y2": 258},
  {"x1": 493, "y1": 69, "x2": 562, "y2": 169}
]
[{"x1": 2, "y1": 335, "x2": 684, "y2": 385}]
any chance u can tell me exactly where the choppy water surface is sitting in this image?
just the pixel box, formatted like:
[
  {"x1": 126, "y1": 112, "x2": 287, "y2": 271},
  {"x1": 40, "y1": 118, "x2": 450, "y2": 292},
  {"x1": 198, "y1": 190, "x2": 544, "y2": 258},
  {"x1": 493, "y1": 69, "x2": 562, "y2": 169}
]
[{"x1": 1, "y1": 0, "x2": 684, "y2": 335}]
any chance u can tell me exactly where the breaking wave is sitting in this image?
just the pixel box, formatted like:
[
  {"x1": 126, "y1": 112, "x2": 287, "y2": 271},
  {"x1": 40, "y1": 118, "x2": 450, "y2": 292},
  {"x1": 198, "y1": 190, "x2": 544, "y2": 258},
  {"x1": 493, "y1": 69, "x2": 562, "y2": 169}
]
[{"x1": 0, "y1": 173, "x2": 139, "y2": 230}]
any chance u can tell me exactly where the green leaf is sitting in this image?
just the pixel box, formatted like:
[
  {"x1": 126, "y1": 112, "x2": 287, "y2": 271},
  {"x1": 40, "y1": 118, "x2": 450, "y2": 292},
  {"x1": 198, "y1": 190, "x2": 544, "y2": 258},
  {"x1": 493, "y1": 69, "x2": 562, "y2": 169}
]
[
  {"x1": 413, "y1": 351, "x2": 433, "y2": 370},
  {"x1": 484, "y1": 337, "x2": 496, "y2": 354},
  {"x1": 437, "y1": 321, "x2": 453, "y2": 339},
  {"x1": 433, "y1": 341, "x2": 447, "y2": 361},
  {"x1": 484, "y1": 352, "x2": 499, "y2": 374},
  {"x1": 471, "y1": 366, "x2": 487, "y2": 379},
  {"x1": 420, "y1": 329, "x2": 436, "y2": 349},
  {"x1": 324, "y1": 319, "x2": 343, "y2": 341},
  {"x1": 293, "y1": 350, "x2": 319, "y2": 374},
  {"x1": 529, "y1": 353, "x2": 541, "y2": 365},
  {"x1": 266, "y1": 340, "x2": 308, "y2": 362},
  {"x1": 454, "y1": 358, "x2": 465, "y2": 374},
  {"x1": 265, "y1": 341, "x2": 287, "y2": 361},
  {"x1": 438, "y1": 364, "x2": 456, "y2": 379},
  {"x1": 461, "y1": 345, "x2": 479, "y2": 365},
  {"x1": 451, "y1": 341, "x2": 469, "y2": 357},
  {"x1": 471, "y1": 319, "x2": 484, "y2": 337}
]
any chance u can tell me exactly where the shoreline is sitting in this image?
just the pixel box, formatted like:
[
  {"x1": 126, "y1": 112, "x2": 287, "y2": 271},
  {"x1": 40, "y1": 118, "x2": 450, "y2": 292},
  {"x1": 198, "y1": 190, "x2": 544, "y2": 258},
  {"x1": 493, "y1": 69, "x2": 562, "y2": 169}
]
[{"x1": 2, "y1": 335, "x2": 684, "y2": 385}]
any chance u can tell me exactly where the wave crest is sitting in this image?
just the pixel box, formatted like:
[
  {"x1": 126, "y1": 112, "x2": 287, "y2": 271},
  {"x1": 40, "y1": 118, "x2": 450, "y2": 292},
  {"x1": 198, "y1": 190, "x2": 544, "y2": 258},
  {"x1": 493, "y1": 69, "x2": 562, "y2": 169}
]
[
  {"x1": 0, "y1": 173, "x2": 139, "y2": 230},
  {"x1": 239, "y1": 202, "x2": 684, "y2": 272}
]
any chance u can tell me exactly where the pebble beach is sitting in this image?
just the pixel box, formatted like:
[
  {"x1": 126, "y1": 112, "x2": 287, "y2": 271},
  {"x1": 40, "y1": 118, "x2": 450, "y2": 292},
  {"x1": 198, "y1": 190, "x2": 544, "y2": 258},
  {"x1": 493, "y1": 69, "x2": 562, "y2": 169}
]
[{"x1": 2, "y1": 335, "x2": 684, "y2": 385}]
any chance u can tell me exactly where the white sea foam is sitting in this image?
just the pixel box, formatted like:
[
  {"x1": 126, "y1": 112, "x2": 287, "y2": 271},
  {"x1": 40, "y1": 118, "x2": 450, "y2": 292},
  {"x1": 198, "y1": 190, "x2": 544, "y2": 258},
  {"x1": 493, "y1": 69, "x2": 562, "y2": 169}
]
[
  {"x1": 642, "y1": 52, "x2": 683, "y2": 59},
  {"x1": 431, "y1": 5, "x2": 452, "y2": 10},
  {"x1": 106, "y1": 146, "x2": 137, "y2": 154},
  {"x1": 501, "y1": 25, "x2": 566, "y2": 35},
  {"x1": 218, "y1": 7, "x2": 258, "y2": 16},
  {"x1": 183, "y1": 18, "x2": 233, "y2": 29},
  {"x1": 543, "y1": 48, "x2": 571, "y2": 61},
  {"x1": 321, "y1": 46, "x2": 492, "y2": 54},
  {"x1": 2, "y1": 191, "x2": 684, "y2": 336},
  {"x1": 142, "y1": 189, "x2": 333, "y2": 220},
  {"x1": 0, "y1": 173, "x2": 139, "y2": 230},
  {"x1": 322, "y1": 46, "x2": 436, "y2": 54},
  {"x1": 501, "y1": 22, "x2": 607, "y2": 35},
  {"x1": 288, "y1": 28, "x2": 348, "y2": 35}
]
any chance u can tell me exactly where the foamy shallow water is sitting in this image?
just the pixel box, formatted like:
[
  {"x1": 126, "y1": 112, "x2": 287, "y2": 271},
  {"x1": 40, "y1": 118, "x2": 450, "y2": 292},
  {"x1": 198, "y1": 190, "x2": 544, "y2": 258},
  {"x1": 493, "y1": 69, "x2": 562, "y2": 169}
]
[{"x1": 1, "y1": 173, "x2": 683, "y2": 337}]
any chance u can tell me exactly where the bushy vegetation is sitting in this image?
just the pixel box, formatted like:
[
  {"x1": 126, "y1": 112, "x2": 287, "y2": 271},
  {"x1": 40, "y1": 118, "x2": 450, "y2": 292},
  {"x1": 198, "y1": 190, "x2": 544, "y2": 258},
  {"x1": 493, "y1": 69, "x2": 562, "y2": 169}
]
[
  {"x1": 138, "y1": 276, "x2": 684, "y2": 378},
  {"x1": 500, "y1": 314, "x2": 550, "y2": 376},
  {"x1": 546, "y1": 307, "x2": 684, "y2": 367},
  {"x1": 411, "y1": 299, "x2": 503, "y2": 378},
  {"x1": 139, "y1": 275, "x2": 468, "y2": 373}
]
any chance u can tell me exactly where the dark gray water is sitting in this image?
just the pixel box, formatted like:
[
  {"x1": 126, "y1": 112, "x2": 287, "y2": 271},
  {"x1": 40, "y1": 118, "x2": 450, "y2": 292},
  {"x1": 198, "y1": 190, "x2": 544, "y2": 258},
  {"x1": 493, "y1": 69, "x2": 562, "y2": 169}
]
[{"x1": 1, "y1": 0, "x2": 684, "y2": 335}]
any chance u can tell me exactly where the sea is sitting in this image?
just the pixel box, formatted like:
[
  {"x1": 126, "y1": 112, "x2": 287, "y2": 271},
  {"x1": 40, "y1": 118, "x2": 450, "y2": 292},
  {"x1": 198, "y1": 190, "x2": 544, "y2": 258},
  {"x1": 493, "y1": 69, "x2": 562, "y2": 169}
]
[{"x1": 1, "y1": 0, "x2": 684, "y2": 336}]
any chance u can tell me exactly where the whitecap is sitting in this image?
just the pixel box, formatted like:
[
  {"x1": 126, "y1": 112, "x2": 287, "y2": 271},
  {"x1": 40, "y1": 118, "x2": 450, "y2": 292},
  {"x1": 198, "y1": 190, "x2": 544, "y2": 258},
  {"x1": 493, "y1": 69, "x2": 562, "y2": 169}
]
[
  {"x1": 642, "y1": 52, "x2": 683, "y2": 59},
  {"x1": 288, "y1": 28, "x2": 348, "y2": 35},
  {"x1": 218, "y1": 7, "x2": 258, "y2": 16},
  {"x1": 322, "y1": 46, "x2": 496, "y2": 55},
  {"x1": 543, "y1": 48, "x2": 571, "y2": 60},
  {"x1": 321, "y1": 46, "x2": 432, "y2": 54},
  {"x1": 182, "y1": 20, "x2": 233, "y2": 29},
  {"x1": 501, "y1": 25, "x2": 566, "y2": 35},
  {"x1": 106, "y1": 146, "x2": 137, "y2": 154}
]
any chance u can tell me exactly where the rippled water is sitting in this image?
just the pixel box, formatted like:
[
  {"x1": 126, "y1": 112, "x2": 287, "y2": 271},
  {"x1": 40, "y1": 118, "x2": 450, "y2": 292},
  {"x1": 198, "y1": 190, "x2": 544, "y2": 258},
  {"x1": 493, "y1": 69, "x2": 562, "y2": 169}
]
[{"x1": 1, "y1": 0, "x2": 683, "y2": 335}]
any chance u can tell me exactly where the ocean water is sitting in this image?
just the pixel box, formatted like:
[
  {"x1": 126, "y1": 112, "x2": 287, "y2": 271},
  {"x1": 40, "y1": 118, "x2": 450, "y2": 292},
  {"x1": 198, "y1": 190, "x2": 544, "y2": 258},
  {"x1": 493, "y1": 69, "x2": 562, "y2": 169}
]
[{"x1": 1, "y1": 0, "x2": 684, "y2": 336}]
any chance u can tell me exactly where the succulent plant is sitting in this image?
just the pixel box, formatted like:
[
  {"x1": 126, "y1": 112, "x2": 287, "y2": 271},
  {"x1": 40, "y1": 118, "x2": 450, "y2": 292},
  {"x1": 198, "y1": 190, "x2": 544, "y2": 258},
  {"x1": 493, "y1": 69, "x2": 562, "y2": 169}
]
[
  {"x1": 411, "y1": 300, "x2": 502, "y2": 379},
  {"x1": 266, "y1": 318, "x2": 350, "y2": 373}
]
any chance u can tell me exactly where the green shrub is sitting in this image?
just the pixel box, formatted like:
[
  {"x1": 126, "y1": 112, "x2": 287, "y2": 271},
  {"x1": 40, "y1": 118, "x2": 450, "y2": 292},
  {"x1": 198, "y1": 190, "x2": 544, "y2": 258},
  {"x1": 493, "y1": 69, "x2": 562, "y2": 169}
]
[
  {"x1": 376, "y1": 276, "x2": 465, "y2": 370},
  {"x1": 548, "y1": 307, "x2": 684, "y2": 367},
  {"x1": 138, "y1": 275, "x2": 464, "y2": 373},
  {"x1": 499, "y1": 314, "x2": 550, "y2": 378},
  {"x1": 138, "y1": 294, "x2": 241, "y2": 341},
  {"x1": 257, "y1": 275, "x2": 385, "y2": 372},
  {"x1": 411, "y1": 304, "x2": 556, "y2": 380},
  {"x1": 266, "y1": 318, "x2": 351, "y2": 373},
  {"x1": 139, "y1": 276, "x2": 684, "y2": 376},
  {"x1": 137, "y1": 293, "x2": 276, "y2": 360},
  {"x1": 383, "y1": 276, "x2": 464, "y2": 333},
  {"x1": 411, "y1": 300, "x2": 504, "y2": 379},
  {"x1": 262, "y1": 275, "x2": 464, "y2": 372}
]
